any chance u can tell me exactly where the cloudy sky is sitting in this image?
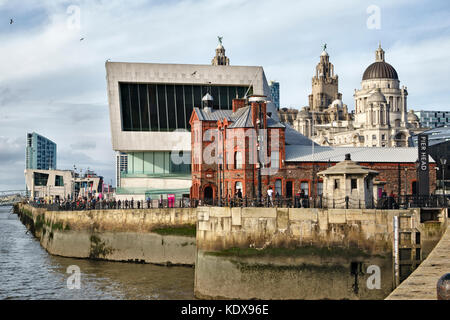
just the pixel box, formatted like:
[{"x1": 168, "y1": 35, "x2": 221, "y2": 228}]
[{"x1": 0, "y1": 0, "x2": 449, "y2": 191}]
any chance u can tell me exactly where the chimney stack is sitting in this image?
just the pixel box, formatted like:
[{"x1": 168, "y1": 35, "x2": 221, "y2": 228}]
[{"x1": 232, "y1": 98, "x2": 246, "y2": 113}]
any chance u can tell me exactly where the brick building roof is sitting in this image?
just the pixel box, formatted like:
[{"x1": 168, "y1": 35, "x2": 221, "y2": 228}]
[{"x1": 285, "y1": 145, "x2": 435, "y2": 163}]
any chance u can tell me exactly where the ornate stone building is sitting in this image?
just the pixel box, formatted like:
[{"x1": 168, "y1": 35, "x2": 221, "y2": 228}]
[{"x1": 279, "y1": 45, "x2": 425, "y2": 147}]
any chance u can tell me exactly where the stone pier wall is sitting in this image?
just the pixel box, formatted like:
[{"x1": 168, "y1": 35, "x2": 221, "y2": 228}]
[
  {"x1": 17, "y1": 204, "x2": 197, "y2": 265},
  {"x1": 195, "y1": 207, "x2": 421, "y2": 300}
]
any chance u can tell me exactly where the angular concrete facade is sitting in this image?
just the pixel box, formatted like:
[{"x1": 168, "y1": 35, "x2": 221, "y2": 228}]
[{"x1": 105, "y1": 61, "x2": 278, "y2": 200}]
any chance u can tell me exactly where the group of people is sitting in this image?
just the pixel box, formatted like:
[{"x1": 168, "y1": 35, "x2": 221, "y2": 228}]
[{"x1": 30, "y1": 196, "x2": 173, "y2": 211}]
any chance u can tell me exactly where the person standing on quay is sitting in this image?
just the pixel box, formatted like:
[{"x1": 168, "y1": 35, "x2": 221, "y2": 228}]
[{"x1": 267, "y1": 187, "x2": 274, "y2": 207}]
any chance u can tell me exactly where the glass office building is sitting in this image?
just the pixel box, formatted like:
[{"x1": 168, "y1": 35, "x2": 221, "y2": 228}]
[
  {"x1": 119, "y1": 83, "x2": 251, "y2": 131},
  {"x1": 269, "y1": 81, "x2": 280, "y2": 110},
  {"x1": 415, "y1": 110, "x2": 450, "y2": 128},
  {"x1": 26, "y1": 132, "x2": 57, "y2": 170}
]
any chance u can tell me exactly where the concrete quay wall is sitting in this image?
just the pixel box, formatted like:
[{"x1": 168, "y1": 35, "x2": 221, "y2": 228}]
[
  {"x1": 16, "y1": 204, "x2": 196, "y2": 265},
  {"x1": 195, "y1": 207, "x2": 422, "y2": 300},
  {"x1": 196, "y1": 207, "x2": 420, "y2": 253}
]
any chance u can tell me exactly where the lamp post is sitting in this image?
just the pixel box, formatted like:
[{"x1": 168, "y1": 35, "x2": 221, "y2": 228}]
[{"x1": 441, "y1": 158, "x2": 447, "y2": 202}]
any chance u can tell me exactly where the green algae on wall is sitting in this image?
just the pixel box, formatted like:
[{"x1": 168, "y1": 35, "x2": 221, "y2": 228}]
[
  {"x1": 204, "y1": 245, "x2": 387, "y2": 259},
  {"x1": 89, "y1": 234, "x2": 114, "y2": 259},
  {"x1": 151, "y1": 224, "x2": 196, "y2": 237}
]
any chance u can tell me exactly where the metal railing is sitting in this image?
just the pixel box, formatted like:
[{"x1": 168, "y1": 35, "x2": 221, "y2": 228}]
[
  {"x1": 28, "y1": 198, "x2": 199, "y2": 211},
  {"x1": 26, "y1": 194, "x2": 450, "y2": 212}
]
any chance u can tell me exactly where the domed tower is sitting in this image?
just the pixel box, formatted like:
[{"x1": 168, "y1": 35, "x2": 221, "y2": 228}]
[
  {"x1": 211, "y1": 36, "x2": 230, "y2": 66},
  {"x1": 308, "y1": 45, "x2": 342, "y2": 113},
  {"x1": 354, "y1": 44, "x2": 408, "y2": 129}
]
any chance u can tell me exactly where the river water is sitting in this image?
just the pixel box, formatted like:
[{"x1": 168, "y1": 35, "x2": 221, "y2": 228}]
[{"x1": 0, "y1": 206, "x2": 195, "y2": 300}]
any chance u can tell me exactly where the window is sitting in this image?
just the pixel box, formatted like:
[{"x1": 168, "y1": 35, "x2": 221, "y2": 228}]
[
  {"x1": 34, "y1": 172, "x2": 49, "y2": 186},
  {"x1": 300, "y1": 181, "x2": 309, "y2": 196},
  {"x1": 235, "y1": 181, "x2": 243, "y2": 192},
  {"x1": 275, "y1": 179, "x2": 282, "y2": 196},
  {"x1": 270, "y1": 151, "x2": 279, "y2": 168},
  {"x1": 372, "y1": 135, "x2": 376, "y2": 140},
  {"x1": 334, "y1": 179, "x2": 340, "y2": 190},
  {"x1": 55, "y1": 175, "x2": 64, "y2": 187},
  {"x1": 235, "y1": 151, "x2": 243, "y2": 169},
  {"x1": 351, "y1": 179, "x2": 357, "y2": 190},
  {"x1": 317, "y1": 181, "x2": 323, "y2": 195}
]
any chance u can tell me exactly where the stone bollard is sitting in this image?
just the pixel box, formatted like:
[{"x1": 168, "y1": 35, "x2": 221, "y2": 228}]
[{"x1": 437, "y1": 273, "x2": 450, "y2": 300}]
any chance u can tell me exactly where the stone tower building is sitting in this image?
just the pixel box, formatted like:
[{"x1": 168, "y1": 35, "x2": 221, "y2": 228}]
[
  {"x1": 278, "y1": 45, "x2": 425, "y2": 147},
  {"x1": 308, "y1": 48, "x2": 342, "y2": 112},
  {"x1": 211, "y1": 37, "x2": 230, "y2": 66}
]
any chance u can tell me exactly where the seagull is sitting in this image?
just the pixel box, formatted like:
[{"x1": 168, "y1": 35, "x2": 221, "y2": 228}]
[{"x1": 10, "y1": 18, "x2": 13, "y2": 24}]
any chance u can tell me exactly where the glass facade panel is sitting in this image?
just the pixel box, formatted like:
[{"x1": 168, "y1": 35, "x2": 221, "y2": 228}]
[
  {"x1": 139, "y1": 84, "x2": 150, "y2": 131},
  {"x1": 154, "y1": 152, "x2": 165, "y2": 173},
  {"x1": 166, "y1": 84, "x2": 177, "y2": 130},
  {"x1": 120, "y1": 83, "x2": 251, "y2": 131},
  {"x1": 219, "y1": 86, "x2": 228, "y2": 110},
  {"x1": 211, "y1": 86, "x2": 219, "y2": 109},
  {"x1": 184, "y1": 85, "x2": 194, "y2": 129},
  {"x1": 143, "y1": 152, "x2": 154, "y2": 174},
  {"x1": 157, "y1": 84, "x2": 168, "y2": 131},
  {"x1": 193, "y1": 85, "x2": 202, "y2": 111},
  {"x1": 175, "y1": 85, "x2": 186, "y2": 129},
  {"x1": 130, "y1": 84, "x2": 141, "y2": 130},
  {"x1": 120, "y1": 84, "x2": 132, "y2": 131},
  {"x1": 133, "y1": 152, "x2": 144, "y2": 173},
  {"x1": 125, "y1": 151, "x2": 191, "y2": 176},
  {"x1": 148, "y1": 84, "x2": 159, "y2": 131}
]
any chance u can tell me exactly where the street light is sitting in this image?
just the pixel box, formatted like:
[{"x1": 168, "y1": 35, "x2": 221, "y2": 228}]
[{"x1": 441, "y1": 158, "x2": 447, "y2": 201}]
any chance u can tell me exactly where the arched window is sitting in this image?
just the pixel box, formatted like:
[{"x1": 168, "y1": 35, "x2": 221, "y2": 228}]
[
  {"x1": 235, "y1": 181, "x2": 243, "y2": 193},
  {"x1": 235, "y1": 151, "x2": 243, "y2": 169}
]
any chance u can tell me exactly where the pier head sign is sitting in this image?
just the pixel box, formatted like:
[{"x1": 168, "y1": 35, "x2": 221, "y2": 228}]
[{"x1": 418, "y1": 134, "x2": 430, "y2": 196}]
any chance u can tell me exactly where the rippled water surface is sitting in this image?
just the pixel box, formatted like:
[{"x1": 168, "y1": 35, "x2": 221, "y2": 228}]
[{"x1": 0, "y1": 206, "x2": 195, "y2": 300}]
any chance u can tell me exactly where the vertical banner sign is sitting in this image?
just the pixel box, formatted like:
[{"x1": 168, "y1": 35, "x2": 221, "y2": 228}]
[{"x1": 418, "y1": 134, "x2": 430, "y2": 196}]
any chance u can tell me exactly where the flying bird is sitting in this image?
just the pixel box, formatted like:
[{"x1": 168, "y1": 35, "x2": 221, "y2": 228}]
[
  {"x1": 9, "y1": 18, "x2": 13, "y2": 24},
  {"x1": 80, "y1": 37, "x2": 84, "y2": 41},
  {"x1": 191, "y1": 71, "x2": 197, "y2": 76}
]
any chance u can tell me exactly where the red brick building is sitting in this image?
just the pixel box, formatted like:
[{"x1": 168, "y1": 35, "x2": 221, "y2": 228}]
[{"x1": 190, "y1": 96, "x2": 436, "y2": 202}]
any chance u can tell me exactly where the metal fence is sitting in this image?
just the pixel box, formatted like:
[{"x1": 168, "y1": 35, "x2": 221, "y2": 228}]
[{"x1": 26, "y1": 194, "x2": 450, "y2": 212}]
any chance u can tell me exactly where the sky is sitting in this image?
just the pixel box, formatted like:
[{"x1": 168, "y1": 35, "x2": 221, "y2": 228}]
[{"x1": 0, "y1": 0, "x2": 449, "y2": 191}]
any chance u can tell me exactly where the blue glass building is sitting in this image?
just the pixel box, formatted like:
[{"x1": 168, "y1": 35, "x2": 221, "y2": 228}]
[
  {"x1": 26, "y1": 132, "x2": 57, "y2": 170},
  {"x1": 269, "y1": 80, "x2": 280, "y2": 110}
]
